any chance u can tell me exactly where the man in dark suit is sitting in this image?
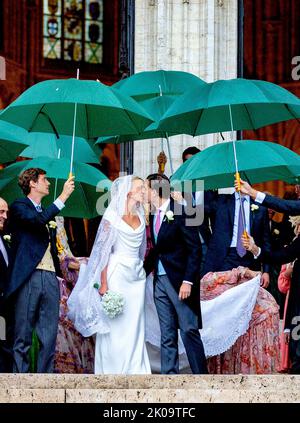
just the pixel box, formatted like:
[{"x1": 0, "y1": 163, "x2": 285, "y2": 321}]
[
  {"x1": 203, "y1": 191, "x2": 271, "y2": 288},
  {"x1": 237, "y1": 179, "x2": 300, "y2": 215},
  {"x1": 267, "y1": 206, "x2": 285, "y2": 312},
  {"x1": 181, "y1": 147, "x2": 216, "y2": 267},
  {"x1": 8, "y1": 168, "x2": 74, "y2": 373},
  {"x1": 144, "y1": 173, "x2": 207, "y2": 374},
  {"x1": 0, "y1": 197, "x2": 12, "y2": 372},
  {"x1": 242, "y1": 217, "x2": 300, "y2": 374}
]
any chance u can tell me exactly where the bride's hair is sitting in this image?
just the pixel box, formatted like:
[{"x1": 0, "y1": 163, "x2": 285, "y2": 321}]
[{"x1": 132, "y1": 176, "x2": 143, "y2": 182}]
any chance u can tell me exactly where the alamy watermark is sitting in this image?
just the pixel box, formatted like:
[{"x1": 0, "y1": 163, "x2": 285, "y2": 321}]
[
  {"x1": 291, "y1": 56, "x2": 300, "y2": 81},
  {"x1": 95, "y1": 174, "x2": 205, "y2": 227},
  {"x1": 291, "y1": 316, "x2": 300, "y2": 341}
]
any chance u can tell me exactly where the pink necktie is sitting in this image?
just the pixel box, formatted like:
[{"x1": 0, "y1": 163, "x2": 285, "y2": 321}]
[{"x1": 155, "y1": 210, "x2": 161, "y2": 235}]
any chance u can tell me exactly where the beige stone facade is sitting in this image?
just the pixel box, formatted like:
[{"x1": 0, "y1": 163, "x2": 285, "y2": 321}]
[
  {"x1": 0, "y1": 374, "x2": 299, "y2": 403},
  {"x1": 134, "y1": 0, "x2": 238, "y2": 177}
]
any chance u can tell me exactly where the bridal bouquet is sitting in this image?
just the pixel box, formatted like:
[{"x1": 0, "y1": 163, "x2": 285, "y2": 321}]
[{"x1": 101, "y1": 290, "x2": 125, "y2": 319}]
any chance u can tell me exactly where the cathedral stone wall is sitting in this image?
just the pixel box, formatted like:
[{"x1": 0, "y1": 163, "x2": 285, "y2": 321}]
[{"x1": 133, "y1": 0, "x2": 238, "y2": 178}]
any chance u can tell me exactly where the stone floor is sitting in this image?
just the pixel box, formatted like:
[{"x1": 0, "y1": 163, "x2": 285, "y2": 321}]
[{"x1": 0, "y1": 374, "x2": 299, "y2": 403}]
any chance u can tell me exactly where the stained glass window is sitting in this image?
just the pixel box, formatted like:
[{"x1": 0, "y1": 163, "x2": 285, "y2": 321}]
[{"x1": 43, "y1": 0, "x2": 103, "y2": 64}]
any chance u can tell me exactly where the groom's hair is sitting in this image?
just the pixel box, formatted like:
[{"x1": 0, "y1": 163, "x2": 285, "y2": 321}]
[{"x1": 146, "y1": 173, "x2": 170, "y2": 199}]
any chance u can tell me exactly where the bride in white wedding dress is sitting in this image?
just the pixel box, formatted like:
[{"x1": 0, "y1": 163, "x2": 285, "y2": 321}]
[{"x1": 67, "y1": 175, "x2": 151, "y2": 374}]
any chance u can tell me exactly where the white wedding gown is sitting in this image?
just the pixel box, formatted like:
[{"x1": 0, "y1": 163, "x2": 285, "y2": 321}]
[{"x1": 94, "y1": 218, "x2": 151, "y2": 374}]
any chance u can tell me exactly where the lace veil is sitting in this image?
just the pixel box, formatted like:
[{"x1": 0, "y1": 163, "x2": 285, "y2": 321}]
[{"x1": 67, "y1": 174, "x2": 145, "y2": 337}]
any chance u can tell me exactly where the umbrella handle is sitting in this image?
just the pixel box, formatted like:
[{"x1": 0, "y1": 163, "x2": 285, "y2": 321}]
[
  {"x1": 243, "y1": 230, "x2": 249, "y2": 239},
  {"x1": 235, "y1": 171, "x2": 241, "y2": 191}
]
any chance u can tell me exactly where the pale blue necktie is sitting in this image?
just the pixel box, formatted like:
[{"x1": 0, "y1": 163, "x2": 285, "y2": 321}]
[
  {"x1": 36, "y1": 205, "x2": 42, "y2": 213},
  {"x1": 236, "y1": 197, "x2": 247, "y2": 258}
]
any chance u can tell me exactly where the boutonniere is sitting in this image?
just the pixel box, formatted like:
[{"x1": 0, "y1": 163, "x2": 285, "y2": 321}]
[
  {"x1": 251, "y1": 204, "x2": 259, "y2": 212},
  {"x1": 48, "y1": 220, "x2": 57, "y2": 229},
  {"x1": 273, "y1": 229, "x2": 280, "y2": 236},
  {"x1": 3, "y1": 234, "x2": 11, "y2": 245},
  {"x1": 165, "y1": 210, "x2": 174, "y2": 223}
]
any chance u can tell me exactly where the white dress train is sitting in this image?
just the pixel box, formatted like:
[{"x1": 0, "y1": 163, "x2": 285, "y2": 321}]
[{"x1": 94, "y1": 218, "x2": 151, "y2": 374}]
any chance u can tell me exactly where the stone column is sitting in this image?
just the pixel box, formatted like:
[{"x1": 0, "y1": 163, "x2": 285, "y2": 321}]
[{"x1": 134, "y1": 0, "x2": 238, "y2": 178}]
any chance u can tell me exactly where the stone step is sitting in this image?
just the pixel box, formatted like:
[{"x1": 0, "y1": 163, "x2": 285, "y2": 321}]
[{"x1": 0, "y1": 374, "x2": 299, "y2": 403}]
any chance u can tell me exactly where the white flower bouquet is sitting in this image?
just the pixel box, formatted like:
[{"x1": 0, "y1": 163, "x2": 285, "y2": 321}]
[{"x1": 101, "y1": 290, "x2": 125, "y2": 319}]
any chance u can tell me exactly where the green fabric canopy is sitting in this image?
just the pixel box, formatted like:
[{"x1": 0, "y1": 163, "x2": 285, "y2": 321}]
[
  {"x1": 171, "y1": 140, "x2": 300, "y2": 191},
  {"x1": 98, "y1": 70, "x2": 207, "y2": 144},
  {"x1": 159, "y1": 78, "x2": 300, "y2": 136},
  {"x1": 0, "y1": 78, "x2": 154, "y2": 139},
  {"x1": 96, "y1": 95, "x2": 179, "y2": 144},
  {"x1": 113, "y1": 70, "x2": 207, "y2": 101},
  {"x1": 0, "y1": 157, "x2": 111, "y2": 219},
  {"x1": 21, "y1": 131, "x2": 101, "y2": 164},
  {"x1": 0, "y1": 121, "x2": 29, "y2": 163}
]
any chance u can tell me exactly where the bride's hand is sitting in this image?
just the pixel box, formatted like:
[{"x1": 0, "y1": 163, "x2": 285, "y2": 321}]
[
  {"x1": 99, "y1": 266, "x2": 108, "y2": 296},
  {"x1": 99, "y1": 283, "x2": 108, "y2": 296}
]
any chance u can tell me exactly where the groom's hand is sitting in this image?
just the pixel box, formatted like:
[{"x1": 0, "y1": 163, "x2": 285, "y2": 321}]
[{"x1": 179, "y1": 282, "x2": 192, "y2": 300}]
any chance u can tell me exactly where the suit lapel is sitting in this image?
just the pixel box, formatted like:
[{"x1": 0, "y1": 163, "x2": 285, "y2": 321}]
[{"x1": 24, "y1": 196, "x2": 38, "y2": 211}]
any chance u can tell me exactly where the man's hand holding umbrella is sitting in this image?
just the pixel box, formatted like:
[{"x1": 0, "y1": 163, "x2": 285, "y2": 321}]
[
  {"x1": 58, "y1": 176, "x2": 75, "y2": 204},
  {"x1": 234, "y1": 178, "x2": 258, "y2": 200}
]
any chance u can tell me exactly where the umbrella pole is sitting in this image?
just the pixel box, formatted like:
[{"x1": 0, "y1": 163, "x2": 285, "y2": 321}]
[
  {"x1": 54, "y1": 148, "x2": 61, "y2": 201},
  {"x1": 160, "y1": 138, "x2": 164, "y2": 152},
  {"x1": 165, "y1": 133, "x2": 174, "y2": 175},
  {"x1": 229, "y1": 104, "x2": 248, "y2": 238},
  {"x1": 159, "y1": 85, "x2": 165, "y2": 156},
  {"x1": 69, "y1": 68, "x2": 80, "y2": 178},
  {"x1": 158, "y1": 84, "x2": 175, "y2": 174}
]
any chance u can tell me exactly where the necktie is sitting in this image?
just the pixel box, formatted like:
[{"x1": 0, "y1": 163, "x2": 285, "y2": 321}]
[
  {"x1": 0, "y1": 237, "x2": 8, "y2": 266},
  {"x1": 236, "y1": 197, "x2": 247, "y2": 258},
  {"x1": 36, "y1": 205, "x2": 42, "y2": 213},
  {"x1": 155, "y1": 209, "x2": 162, "y2": 235}
]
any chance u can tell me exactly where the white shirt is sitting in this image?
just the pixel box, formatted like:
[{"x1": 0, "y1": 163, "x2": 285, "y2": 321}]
[
  {"x1": 230, "y1": 193, "x2": 251, "y2": 248},
  {"x1": 0, "y1": 236, "x2": 8, "y2": 266},
  {"x1": 255, "y1": 191, "x2": 266, "y2": 204},
  {"x1": 28, "y1": 197, "x2": 65, "y2": 211}
]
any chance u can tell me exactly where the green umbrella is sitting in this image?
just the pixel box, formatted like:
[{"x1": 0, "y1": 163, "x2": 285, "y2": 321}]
[
  {"x1": 171, "y1": 140, "x2": 300, "y2": 191},
  {"x1": 20, "y1": 131, "x2": 101, "y2": 164},
  {"x1": 0, "y1": 79, "x2": 154, "y2": 138},
  {"x1": 0, "y1": 157, "x2": 111, "y2": 219},
  {"x1": 159, "y1": 78, "x2": 300, "y2": 136},
  {"x1": 113, "y1": 70, "x2": 207, "y2": 101},
  {"x1": 100, "y1": 69, "x2": 206, "y2": 173},
  {"x1": 0, "y1": 78, "x2": 154, "y2": 175},
  {"x1": 111, "y1": 71, "x2": 207, "y2": 172},
  {"x1": 0, "y1": 121, "x2": 29, "y2": 163}
]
